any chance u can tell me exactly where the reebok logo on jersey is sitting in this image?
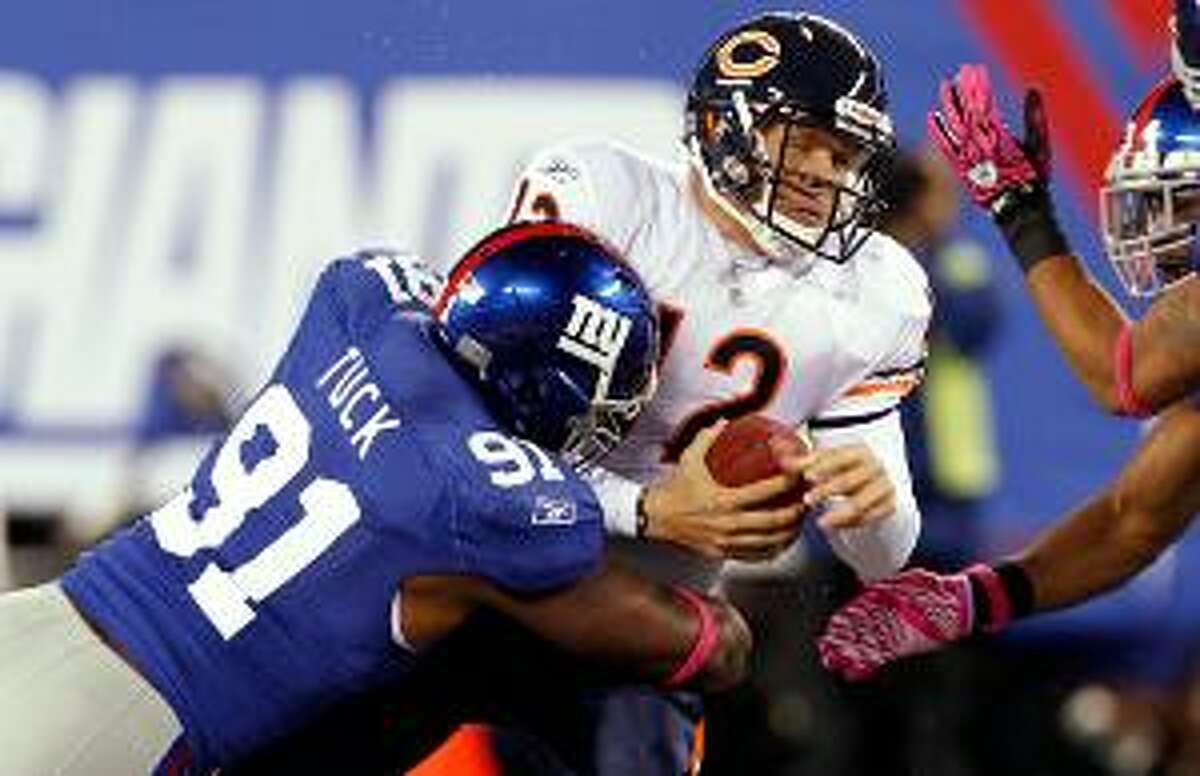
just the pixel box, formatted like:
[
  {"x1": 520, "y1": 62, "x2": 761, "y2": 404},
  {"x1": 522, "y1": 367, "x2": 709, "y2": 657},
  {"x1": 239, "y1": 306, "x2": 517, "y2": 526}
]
[
  {"x1": 531, "y1": 495, "x2": 577, "y2": 526},
  {"x1": 557, "y1": 294, "x2": 632, "y2": 393},
  {"x1": 537, "y1": 157, "x2": 581, "y2": 183}
]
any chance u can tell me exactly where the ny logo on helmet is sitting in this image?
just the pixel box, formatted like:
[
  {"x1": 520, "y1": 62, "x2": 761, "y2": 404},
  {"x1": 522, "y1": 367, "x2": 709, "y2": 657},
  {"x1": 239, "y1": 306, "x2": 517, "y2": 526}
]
[{"x1": 557, "y1": 294, "x2": 632, "y2": 391}]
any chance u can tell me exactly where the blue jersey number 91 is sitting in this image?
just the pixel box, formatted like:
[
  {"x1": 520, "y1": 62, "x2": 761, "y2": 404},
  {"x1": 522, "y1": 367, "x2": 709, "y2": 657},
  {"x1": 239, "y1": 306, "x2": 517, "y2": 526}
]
[{"x1": 150, "y1": 385, "x2": 361, "y2": 640}]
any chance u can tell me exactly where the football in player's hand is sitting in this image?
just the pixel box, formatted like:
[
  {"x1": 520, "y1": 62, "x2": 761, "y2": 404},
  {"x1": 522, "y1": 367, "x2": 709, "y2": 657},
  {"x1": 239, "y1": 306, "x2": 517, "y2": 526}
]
[{"x1": 704, "y1": 415, "x2": 812, "y2": 508}]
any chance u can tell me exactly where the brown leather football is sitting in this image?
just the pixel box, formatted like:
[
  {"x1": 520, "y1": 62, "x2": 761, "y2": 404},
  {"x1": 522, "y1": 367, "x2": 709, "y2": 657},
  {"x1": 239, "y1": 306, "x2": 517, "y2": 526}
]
[{"x1": 704, "y1": 414, "x2": 812, "y2": 508}]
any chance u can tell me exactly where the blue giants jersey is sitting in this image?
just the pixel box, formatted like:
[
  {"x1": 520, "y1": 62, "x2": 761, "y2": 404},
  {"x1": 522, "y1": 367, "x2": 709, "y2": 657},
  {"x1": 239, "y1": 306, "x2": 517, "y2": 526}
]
[{"x1": 62, "y1": 251, "x2": 603, "y2": 770}]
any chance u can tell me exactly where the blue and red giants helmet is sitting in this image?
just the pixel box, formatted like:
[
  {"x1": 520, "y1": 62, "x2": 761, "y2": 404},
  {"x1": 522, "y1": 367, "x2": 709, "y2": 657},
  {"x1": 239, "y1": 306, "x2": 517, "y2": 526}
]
[
  {"x1": 434, "y1": 222, "x2": 658, "y2": 465},
  {"x1": 1102, "y1": 78, "x2": 1200, "y2": 297}
]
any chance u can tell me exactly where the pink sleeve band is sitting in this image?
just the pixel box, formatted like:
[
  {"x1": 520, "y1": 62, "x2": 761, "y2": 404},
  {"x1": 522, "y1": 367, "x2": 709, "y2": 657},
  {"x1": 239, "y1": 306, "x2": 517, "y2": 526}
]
[
  {"x1": 1115, "y1": 323, "x2": 1152, "y2": 418},
  {"x1": 663, "y1": 586, "x2": 721, "y2": 688},
  {"x1": 966, "y1": 564, "x2": 1012, "y2": 632}
]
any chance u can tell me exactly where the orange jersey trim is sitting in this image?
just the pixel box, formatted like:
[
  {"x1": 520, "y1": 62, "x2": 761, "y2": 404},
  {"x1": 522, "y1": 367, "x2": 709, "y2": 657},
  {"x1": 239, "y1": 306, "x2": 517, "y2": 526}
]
[{"x1": 842, "y1": 373, "x2": 922, "y2": 399}]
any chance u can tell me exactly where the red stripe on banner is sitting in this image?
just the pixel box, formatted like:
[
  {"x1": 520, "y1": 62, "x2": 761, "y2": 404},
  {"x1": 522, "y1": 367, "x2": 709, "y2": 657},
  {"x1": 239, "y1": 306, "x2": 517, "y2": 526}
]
[
  {"x1": 1105, "y1": 0, "x2": 1172, "y2": 71},
  {"x1": 958, "y1": 0, "x2": 1123, "y2": 222}
]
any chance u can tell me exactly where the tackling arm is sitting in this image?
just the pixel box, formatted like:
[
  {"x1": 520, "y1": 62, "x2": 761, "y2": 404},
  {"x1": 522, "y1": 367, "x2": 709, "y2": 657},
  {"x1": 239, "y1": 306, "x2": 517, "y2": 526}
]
[{"x1": 399, "y1": 561, "x2": 752, "y2": 693}]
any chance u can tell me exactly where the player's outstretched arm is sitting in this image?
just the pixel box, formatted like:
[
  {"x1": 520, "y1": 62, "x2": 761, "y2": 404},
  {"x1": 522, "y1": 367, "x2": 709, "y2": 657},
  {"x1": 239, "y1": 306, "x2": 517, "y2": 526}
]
[
  {"x1": 930, "y1": 63, "x2": 1200, "y2": 415},
  {"x1": 818, "y1": 398, "x2": 1200, "y2": 681},
  {"x1": 1013, "y1": 397, "x2": 1200, "y2": 609},
  {"x1": 399, "y1": 565, "x2": 752, "y2": 693},
  {"x1": 483, "y1": 563, "x2": 752, "y2": 693}
]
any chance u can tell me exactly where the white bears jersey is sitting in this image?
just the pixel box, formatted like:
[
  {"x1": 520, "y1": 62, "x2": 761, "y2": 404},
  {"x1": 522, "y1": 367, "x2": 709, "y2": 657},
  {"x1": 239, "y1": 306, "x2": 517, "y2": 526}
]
[{"x1": 507, "y1": 138, "x2": 929, "y2": 585}]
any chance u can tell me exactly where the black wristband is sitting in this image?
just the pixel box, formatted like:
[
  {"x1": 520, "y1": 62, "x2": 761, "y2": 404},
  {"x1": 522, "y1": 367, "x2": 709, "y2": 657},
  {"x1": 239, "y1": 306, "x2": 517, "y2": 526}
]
[
  {"x1": 992, "y1": 185, "x2": 1070, "y2": 274},
  {"x1": 993, "y1": 561, "x2": 1035, "y2": 620},
  {"x1": 969, "y1": 561, "x2": 1035, "y2": 632},
  {"x1": 635, "y1": 488, "x2": 650, "y2": 539}
]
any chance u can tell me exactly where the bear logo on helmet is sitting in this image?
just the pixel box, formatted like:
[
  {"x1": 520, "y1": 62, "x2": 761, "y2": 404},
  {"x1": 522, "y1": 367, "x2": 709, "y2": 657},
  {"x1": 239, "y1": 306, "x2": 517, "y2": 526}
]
[{"x1": 715, "y1": 29, "x2": 782, "y2": 81}]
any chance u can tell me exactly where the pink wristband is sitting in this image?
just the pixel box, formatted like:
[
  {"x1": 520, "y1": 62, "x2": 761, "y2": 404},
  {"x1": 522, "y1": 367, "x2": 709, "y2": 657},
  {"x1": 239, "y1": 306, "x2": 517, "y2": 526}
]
[
  {"x1": 966, "y1": 564, "x2": 1012, "y2": 633},
  {"x1": 1115, "y1": 323, "x2": 1152, "y2": 418},
  {"x1": 663, "y1": 586, "x2": 721, "y2": 688}
]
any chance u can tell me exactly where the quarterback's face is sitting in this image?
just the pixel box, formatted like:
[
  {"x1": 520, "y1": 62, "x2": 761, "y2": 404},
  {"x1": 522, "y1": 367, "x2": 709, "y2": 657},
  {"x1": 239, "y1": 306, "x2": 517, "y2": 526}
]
[{"x1": 761, "y1": 123, "x2": 866, "y2": 227}]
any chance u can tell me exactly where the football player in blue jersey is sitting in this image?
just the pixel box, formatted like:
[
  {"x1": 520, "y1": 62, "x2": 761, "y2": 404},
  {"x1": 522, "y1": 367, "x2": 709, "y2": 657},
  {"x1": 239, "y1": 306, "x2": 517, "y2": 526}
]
[
  {"x1": 816, "y1": 7, "x2": 1200, "y2": 680},
  {"x1": 0, "y1": 221, "x2": 765, "y2": 774}
]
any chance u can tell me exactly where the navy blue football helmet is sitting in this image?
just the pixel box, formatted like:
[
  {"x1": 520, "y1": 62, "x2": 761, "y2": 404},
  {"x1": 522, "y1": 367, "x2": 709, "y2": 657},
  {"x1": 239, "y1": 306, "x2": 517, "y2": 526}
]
[
  {"x1": 1102, "y1": 77, "x2": 1200, "y2": 297},
  {"x1": 684, "y1": 12, "x2": 895, "y2": 264},
  {"x1": 434, "y1": 222, "x2": 659, "y2": 465}
]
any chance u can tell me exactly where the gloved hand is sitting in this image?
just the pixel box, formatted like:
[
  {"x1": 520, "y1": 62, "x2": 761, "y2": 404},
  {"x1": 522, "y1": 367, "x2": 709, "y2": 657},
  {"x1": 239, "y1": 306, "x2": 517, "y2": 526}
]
[
  {"x1": 928, "y1": 63, "x2": 1050, "y2": 213},
  {"x1": 927, "y1": 63, "x2": 1067, "y2": 271},
  {"x1": 817, "y1": 564, "x2": 1013, "y2": 681}
]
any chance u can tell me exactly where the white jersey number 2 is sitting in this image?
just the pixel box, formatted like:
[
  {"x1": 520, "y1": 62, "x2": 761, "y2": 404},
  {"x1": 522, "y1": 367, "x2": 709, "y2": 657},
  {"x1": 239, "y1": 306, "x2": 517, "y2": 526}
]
[{"x1": 150, "y1": 385, "x2": 361, "y2": 640}]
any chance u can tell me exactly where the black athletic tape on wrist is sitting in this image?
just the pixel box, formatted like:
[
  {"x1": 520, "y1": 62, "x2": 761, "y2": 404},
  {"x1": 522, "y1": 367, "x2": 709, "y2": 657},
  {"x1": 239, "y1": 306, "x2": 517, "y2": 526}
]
[
  {"x1": 993, "y1": 562, "x2": 1035, "y2": 620},
  {"x1": 635, "y1": 488, "x2": 650, "y2": 539},
  {"x1": 992, "y1": 186, "x2": 1070, "y2": 274},
  {"x1": 969, "y1": 562, "x2": 1035, "y2": 632}
]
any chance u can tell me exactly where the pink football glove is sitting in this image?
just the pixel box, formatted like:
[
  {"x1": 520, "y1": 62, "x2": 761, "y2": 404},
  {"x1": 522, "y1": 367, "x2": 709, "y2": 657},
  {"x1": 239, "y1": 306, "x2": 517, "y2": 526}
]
[
  {"x1": 817, "y1": 564, "x2": 1012, "y2": 682},
  {"x1": 928, "y1": 63, "x2": 1050, "y2": 212}
]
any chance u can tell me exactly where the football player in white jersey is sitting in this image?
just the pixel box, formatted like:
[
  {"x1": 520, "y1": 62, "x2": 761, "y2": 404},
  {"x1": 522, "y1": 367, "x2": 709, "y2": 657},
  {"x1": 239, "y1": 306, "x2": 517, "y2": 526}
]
[
  {"x1": 493, "y1": 11, "x2": 930, "y2": 775},
  {"x1": 512, "y1": 12, "x2": 926, "y2": 586}
]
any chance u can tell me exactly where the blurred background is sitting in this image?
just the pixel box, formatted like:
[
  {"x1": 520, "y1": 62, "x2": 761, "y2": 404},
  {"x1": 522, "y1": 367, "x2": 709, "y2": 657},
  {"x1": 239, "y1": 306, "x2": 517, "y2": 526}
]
[{"x1": 2, "y1": 0, "x2": 1199, "y2": 773}]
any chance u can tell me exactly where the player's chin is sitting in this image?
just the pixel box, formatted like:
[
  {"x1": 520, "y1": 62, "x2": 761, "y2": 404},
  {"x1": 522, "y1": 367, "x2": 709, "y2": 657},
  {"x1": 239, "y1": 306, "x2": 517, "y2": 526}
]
[{"x1": 775, "y1": 201, "x2": 830, "y2": 229}]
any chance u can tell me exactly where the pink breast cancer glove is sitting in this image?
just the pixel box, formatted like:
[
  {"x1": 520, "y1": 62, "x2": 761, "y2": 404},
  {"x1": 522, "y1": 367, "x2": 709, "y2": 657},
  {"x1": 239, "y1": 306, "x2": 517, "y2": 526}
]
[
  {"x1": 928, "y1": 63, "x2": 1050, "y2": 213},
  {"x1": 817, "y1": 564, "x2": 1012, "y2": 682}
]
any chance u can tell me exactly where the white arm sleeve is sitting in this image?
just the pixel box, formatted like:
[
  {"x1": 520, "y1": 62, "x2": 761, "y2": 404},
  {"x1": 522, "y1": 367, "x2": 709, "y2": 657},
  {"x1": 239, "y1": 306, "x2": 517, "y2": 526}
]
[
  {"x1": 806, "y1": 234, "x2": 928, "y2": 581},
  {"x1": 581, "y1": 465, "x2": 644, "y2": 538},
  {"x1": 810, "y1": 409, "x2": 920, "y2": 581}
]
